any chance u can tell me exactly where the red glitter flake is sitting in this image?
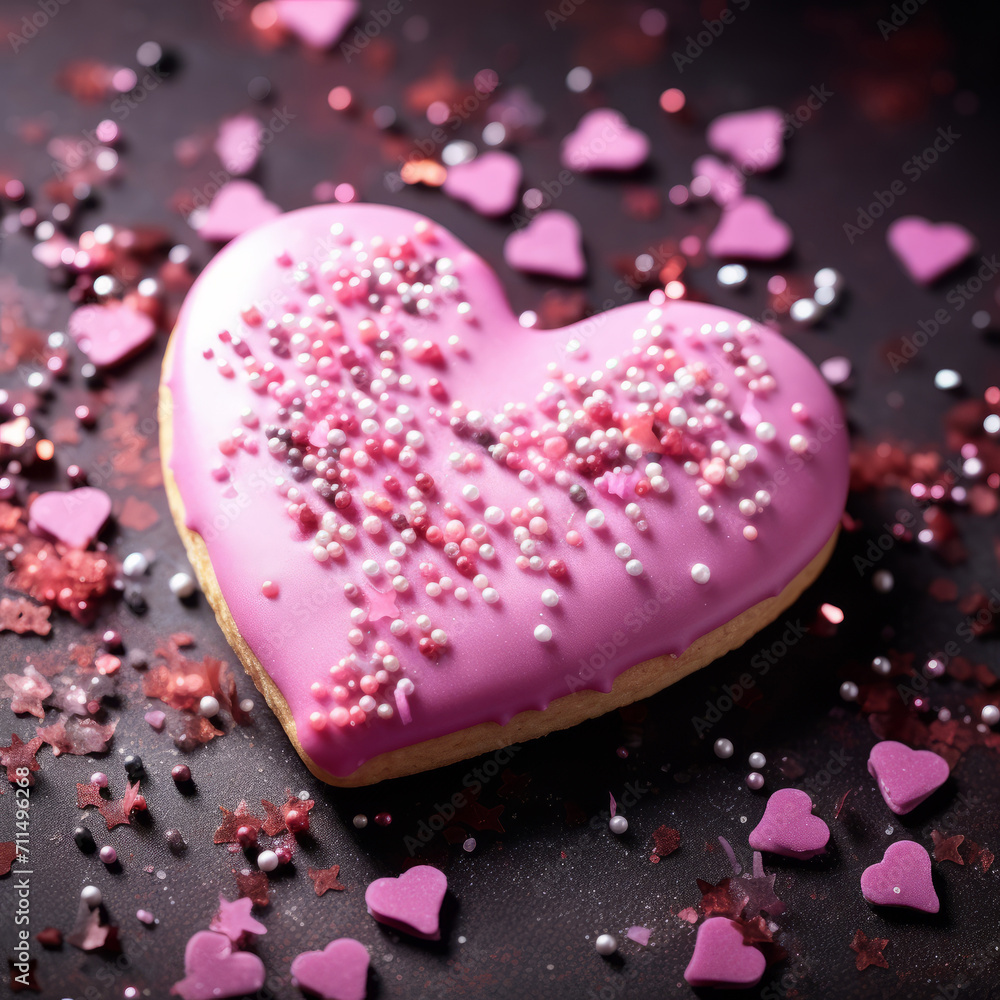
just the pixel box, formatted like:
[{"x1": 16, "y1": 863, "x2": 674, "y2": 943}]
[
  {"x1": 931, "y1": 831, "x2": 965, "y2": 865},
  {"x1": 169, "y1": 714, "x2": 224, "y2": 750},
  {"x1": 76, "y1": 782, "x2": 105, "y2": 810},
  {"x1": 35, "y1": 928, "x2": 62, "y2": 949},
  {"x1": 0, "y1": 598, "x2": 52, "y2": 636},
  {"x1": 850, "y1": 928, "x2": 889, "y2": 971},
  {"x1": 37, "y1": 716, "x2": 116, "y2": 755},
  {"x1": 497, "y1": 769, "x2": 531, "y2": 800},
  {"x1": 3, "y1": 665, "x2": 52, "y2": 718},
  {"x1": 235, "y1": 871, "x2": 270, "y2": 908},
  {"x1": 697, "y1": 877, "x2": 749, "y2": 919},
  {"x1": 0, "y1": 841, "x2": 18, "y2": 876},
  {"x1": 652, "y1": 825, "x2": 681, "y2": 857},
  {"x1": 214, "y1": 801, "x2": 264, "y2": 844},
  {"x1": 261, "y1": 798, "x2": 286, "y2": 837},
  {"x1": 0, "y1": 734, "x2": 44, "y2": 783},
  {"x1": 308, "y1": 864, "x2": 345, "y2": 896},
  {"x1": 834, "y1": 788, "x2": 852, "y2": 819},
  {"x1": 97, "y1": 779, "x2": 143, "y2": 830}
]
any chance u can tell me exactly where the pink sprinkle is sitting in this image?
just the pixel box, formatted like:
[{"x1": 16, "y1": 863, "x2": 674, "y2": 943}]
[
  {"x1": 677, "y1": 907, "x2": 699, "y2": 924},
  {"x1": 261, "y1": 580, "x2": 279, "y2": 599},
  {"x1": 395, "y1": 688, "x2": 412, "y2": 724},
  {"x1": 627, "y1": 925, "x2": 651, "y2": 946},
  {"x1": 609, "y1": 792, "x2": 617, "y2": 817},
  {"x1": 718, "y1": 836, "x2": 742, "y2": 875},
  {"x1": 137, "y1": 909, "x2": 155, "y2": 925},
  {"x1": 820, "y1": 602, "x2": 844, "y2": 624},
  {"x1": 144, "y1": 710, "x2": 166, "y2": 731}
]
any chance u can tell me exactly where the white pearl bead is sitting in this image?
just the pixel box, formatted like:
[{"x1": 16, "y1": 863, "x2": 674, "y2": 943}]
[
  {"x1": 614, "y1": 543, "x2": 631, "y2": 560},
  {"x1": 840, "y1": 681, "x2": 858, "y2": 701},
  {"x1": 691, "y1": 563, "x2": 711, "y2": 584},
  {"x1": 748, "y1": 751, "x2": 767, "y2": 769},
  {"x1": 257, "y1": 850, "x2": 279, "y2": 872},
  {"x1": 534, "y1": 624, "x2": 553, "y2": 642},
  {"x1": 541, "y1": 589, "x2": 559, "y2": 607},
  {"x1": 698, "y1": 505, "x2": 714, "y2": 523},
  {"x1": 585, "y1": 509, "x2": 605, "y2": 529},
  {"x1": 608, "y1": 815, "x2": 628, "y2": 835},
  {"x1": 122, "y1": 552, "x2": 149, "y2": 577},
  {"x1": 462, "y1": 484, "x2": 480, "y2": 501},
  {"x1": 714, "y1": 738, "x2": 734, "y2": 759},
  {"x1": 595, "y1": 934, "x2": 618, "y2": 956},
  {"x1": 625, "y1": 559, "x2": 643, "y2": 576},
  {"x1": 430, "y1": 629, "x2": 448, "y2": 645},
  {"x1": 199, "y1": 696, "x2": 220, "y2": 717},
  {"x1": 81, "y1": 885, "x2": 102, "y2": 907},
  {"x1": 982, "y1": 705, "x2": 1000, "y2": 726},
  {"x1": 754, "y1": 421, "x2": 776, "y2": 442},
  {"x1": 362, "y1": 559, "x2": 379, "y2": 576},
  {"x1": 482, "y1": 588, "x2": 500, "y2": 604},
  {"x1": 352, "y1": 814, "x2": 368, "y2": 829},
  {"x1": 169, "y1": 572, "x2": 196, "y2": 598},
  {"x1": 484, "y1": 506, "x2": 504, "y2": 524}
]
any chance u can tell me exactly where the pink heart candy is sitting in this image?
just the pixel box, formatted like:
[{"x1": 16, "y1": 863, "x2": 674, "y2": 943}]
[
  {"x1": 684, "y1": 917, "x2": 766, "y2": 988},
  {"x1": 198, "y1": 180, "x2": 282, "y2": 243},
  {"x1": 867, "y1": 740, "x2": 950, "y2": 815},
  {"x1": 170, "y1": 930, "x2": 266, "y2": 1000},
  {"x1": 274, "y1": 0, "x2": 359, "y2": 48},
  {"x1": 749, "y1": 787, "x2": 829, "y2": 859},
  {"x1": 443, "y1": 152, "x2": 522, "y2": 217},
  {"x1": 692, "y1": 155, "x2": 745, "y2": 206},
  {"x1": 215, "y1": 114, "x2": 262, "y2": 176},
  {"x1": 560, "y1": 109, "x2": 650, "y2": 173},
  {"x1": 291, "y1": 937, "x2": 369, "y2": 1000},
  {"x1": 504, "y1": 211, "x2": 586, "y2": 279},
  {"x1": 887, "y1": 216, "x2": 976, "y2": 285},
  {"x1": 860, "y1": 840, "x2": 940, "y2": 913},
  {"x1": 707, "y1": 196, "x2": 793, "y2": 261},
  {"x1": 365, "y1": 865, "x2": 447, "y2": 939},
  {"x1": 707, "y1": 107, "x2": 785, "y2": 173},
  {"x1": 29, "y1": 487, "x2": 111, "y2": 550},
  {"x1": 67, "y1": 302, "x2": 156, "y2": 368}
]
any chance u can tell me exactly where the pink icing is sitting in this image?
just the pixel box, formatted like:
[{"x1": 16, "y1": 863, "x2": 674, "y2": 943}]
[{"x1": 166, "y1": 203, "x2": 848, "y2": 779}]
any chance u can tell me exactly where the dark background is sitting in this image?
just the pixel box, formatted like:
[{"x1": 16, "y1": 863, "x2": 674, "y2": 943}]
[{"x1": 1, "y1": 1, "x2": 1000, "y2": 997}]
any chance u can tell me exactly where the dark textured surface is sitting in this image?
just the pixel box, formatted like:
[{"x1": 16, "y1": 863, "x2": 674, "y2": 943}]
[{"x1": 1, "y1": 1, "x2": 1000, "y2": 998}]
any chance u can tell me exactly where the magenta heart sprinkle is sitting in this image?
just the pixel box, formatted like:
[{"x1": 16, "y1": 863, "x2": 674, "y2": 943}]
[
  {"x1": 867, "y1": 740, "x2": 950, "y2": 815},
  {"x1": 291, "y1": 937, "x2": 369, "y2": 1000},
  {"x1": 707, "y1": 196, "x2": 793, "y2": 261},
  {"x1": 28, "y1": 487, "x2": 112, "y2": 550},
  {"x1": 365, "y1": 864, "x2": 447, "y2": 939},
  {"x1": 170, "y1": 930, "x2": 265, "y2": 1000},
  {"x1": 706, "y1": 107, "x2": 785, "y2": 173},
  {"x1": 684, "y1": 917, "x2": 766, "y2": 988},
  {"x1": 198, "y1": 180, "x2": 282, "y2": 243},
  {"x1": 68, "y1": 302, "x2": 156, "y2": 369},
  {"x1": 749, "y1": 787, "x2": 830, "y2": 859},
  {"x1": 560, "y1": 108, "x2": 650, "y2": 173},
  {"x1": 886, "y1": 216, "x2": 976, "y2": 285},
  {"x1": 861, "y1": 840, "x2": 940, "y2": 913},
  {"x1": 504, "y1": 211, "x2": 586, "y2": 280},
  {"x1": 443, "y1": 151, "x2": 522, "y2": 217}
]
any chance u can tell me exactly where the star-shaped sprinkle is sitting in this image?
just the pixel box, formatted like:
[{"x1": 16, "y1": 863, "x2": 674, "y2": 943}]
[
  {"x1": 739, "y1": 916, "x2": 788, "y2": 966},
  {"x1": 850, "y1": 929, "x2": 889, "y2": 971},
  {"x1": 366, "y1": 586, "x2": 399, "y2": 621},
  {"x1": 931, "y1": 830, "x2": 965, "y2": 864},
  {"x1": 697, "y1": 877, "x2": 749, "y2": 919},
  {"x1": 261, "y1": 799, "x2": 286, "y2": 837},
  {"x1": 0, "y1": 598, "x2": 51, "y2": 636},
  {"x1": 214, "y1": 801, "x2": 263, "y2": 844},
  {"x1": 76, "y1": 782, "x2": 105, "y2": 809},
  {"x1": 740, "y1": 872, "x2": 785, "y2": 918},
  {"x1": 0, "y1": 842, "x2": 19, "y2": 876},
  {"x1": 0, "y1": 734, "x2": 43, "y2": 783},
  {"x1": 652, "y1": 825, "x2": 681, "y2": 857},
  {"x1": 308, "y1": 864, "x2": 345, "y2": 896},
  {"x1": 235, "y1": 871, "x2": 270, "y2": 908},
  {"x1": 600, "y1": 469, "x2": 640, "y2": 499},
  {"x1": 97, "y1": 780, "x2": 142, "y2": 830},
  {"x1": 209, "y1": 895, "x2": 267, "y2": 941},
  {"x1": 3, "y1": 666, "x2": 52, "y2": 718},
  {"x1": 497, "y1": 769, "x2": 531, "y2": 799}
]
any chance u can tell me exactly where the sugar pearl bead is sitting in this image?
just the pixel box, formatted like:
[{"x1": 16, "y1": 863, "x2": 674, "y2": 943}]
[
  {"x1": 746, "y1": 772, "x2": 765, "y2": 790},
  {"x1": 748, "y1": 751, "x2": 767, "y2": 769},
  {"x1": 534, "y1": 624, "x2": 553, "y2": 642},
  {"x1": 840, "y1": 681, "x2": 858, "y2": 701},
  {"x1": 609, "y1": 815, "x2": 629, "y2": 835},
  {"x1": 353, "y1": 814, "x2": 368, "y2": 829},
  {"x1": 169, "y1": 572, "x2": 196, "y2": 598},
  {"x1": 81, "y1": 885, "x2": 102, "y2": 907},
  {"x1": 754, "y1": 421, "x2": 776, "y2": 442},
  {"x1": 595, "y1": 934, "x2": 618, "y2": 956},
  {"x1": 541, "y1": 589, "x2": 559, "y2": 607},
  {"x1": 982, "y1": 705, "x2": 1000, "y2": 726},
  {"x1": 625, "y1": 559, "x2": 643, "y2": 576},
  {"x1": 714, "y1": 738, "x2": 734, "y2": 759},
  {"x1": 199, "y1": 696, "x2": 220, "y2": 717},
  {"x1": 257, "y1": 850, "x2": 279, "y2": 872},
  {"x1": 122, "y1": 552, "x2": 149, "y2": 577},
  {"x1": 100, "y1": 846, "x2": 117, "y2": 864},
  {"x1": 585, "y1": 509, "x2": 605, "y2": 529},
  {"x1": 698, "y1": 505, "x2": 714, "y2": 523},
  {"x1": 691, "y1": 563, "x2": 711, "y2": 584},
  {"x1": 482, "y1": 588, "x2": 500, "y2": 604}
]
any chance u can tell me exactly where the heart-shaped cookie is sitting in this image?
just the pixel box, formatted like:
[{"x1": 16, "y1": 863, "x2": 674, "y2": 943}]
[
  {"x1": 291, "y1": 937, "x2": 370, "y2": 999},
  {"x1": 707, "y1": 196, "x2": 793, "y2": 260},
  {"x1": 860, "y1": 840, "x2": 939, "y2": 913},
  {"x1": 706, "y1": 107, "x2": 785, "y2": 173},
  {"x1": 365, "y1": 865, "x2": 447, "y2": 939},
  {"x1": 170, "y1": 930, "x2": 266, "y2": 1000},
  {"x1": 29, "y1": 487, "x2": 111, "y2": 549},
  {"x1": 684, "y1": 917, "x2": 766, "y2": 988},
  {"x1": 443, "y1": 151, "x2": 521, "y2": 217},
  {"x1": 748, "y1": 787, "x2": 830, "y2": 859},
  {"x1": 886, "y1": 216, "x2": 976, "y2": 285},
  {"x1": 867, "y1": 740, "x2": 950, "y2": 815},
  {"x1": 161, "y1": 203, "x2": 848, "y2": 785}
]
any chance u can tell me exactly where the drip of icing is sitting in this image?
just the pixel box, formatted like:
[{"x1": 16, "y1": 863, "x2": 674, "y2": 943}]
[{"x1": 167, "y1": 203, "x2": 848, "y2": 778}]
